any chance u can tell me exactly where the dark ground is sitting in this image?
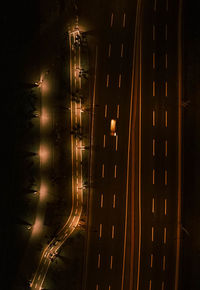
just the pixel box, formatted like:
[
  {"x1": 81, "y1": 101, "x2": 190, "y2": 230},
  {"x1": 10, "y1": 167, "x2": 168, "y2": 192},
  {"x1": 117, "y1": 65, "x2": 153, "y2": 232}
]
[
  {"x1": 180, "y1": 1, "x2": 200, "y2": 290},
  {"x1": 1, "y1": 0, "x2": 200, "y2": 289},
  {"x1": 1, "y1": 1, "x2": 40, "y2": 289}
]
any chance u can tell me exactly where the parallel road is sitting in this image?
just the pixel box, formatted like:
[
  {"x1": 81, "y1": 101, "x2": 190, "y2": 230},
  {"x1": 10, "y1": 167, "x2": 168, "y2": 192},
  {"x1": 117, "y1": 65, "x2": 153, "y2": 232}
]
[{"x1": 30, "y1": 22, "x2": 84, "y2": 290}]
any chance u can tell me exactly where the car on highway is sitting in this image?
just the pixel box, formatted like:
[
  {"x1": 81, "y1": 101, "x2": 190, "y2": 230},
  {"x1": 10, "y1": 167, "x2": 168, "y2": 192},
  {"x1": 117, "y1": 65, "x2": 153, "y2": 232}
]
[{"x1": 110, "y1": 119, "x2": 117, "y2": 136}]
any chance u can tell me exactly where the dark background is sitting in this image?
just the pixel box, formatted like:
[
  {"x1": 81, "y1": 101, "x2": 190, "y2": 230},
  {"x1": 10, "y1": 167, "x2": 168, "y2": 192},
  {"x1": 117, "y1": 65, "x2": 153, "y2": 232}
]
[
  {"x1": 1, "y1": 1, "x2": 39, "y2": 289},
  {"x1": 1, "y1": 0, "x2": 200, "y2": 289}
]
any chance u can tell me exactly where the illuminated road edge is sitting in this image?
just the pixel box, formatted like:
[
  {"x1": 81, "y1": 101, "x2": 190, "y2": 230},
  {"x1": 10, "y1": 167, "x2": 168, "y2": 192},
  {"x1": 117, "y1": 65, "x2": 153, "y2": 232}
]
[{"x1": 30, "y1": 19, "x2": 85, "y2": 290}]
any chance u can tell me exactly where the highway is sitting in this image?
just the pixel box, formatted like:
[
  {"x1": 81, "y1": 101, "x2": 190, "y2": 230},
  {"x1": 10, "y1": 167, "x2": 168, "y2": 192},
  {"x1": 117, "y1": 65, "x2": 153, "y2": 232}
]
[
  {"x1": 83, "y1": 0, "x2": 182, "y2": 290},
  {"x1": 30, "y1": 0, "x2": 183, "y2": 289}
]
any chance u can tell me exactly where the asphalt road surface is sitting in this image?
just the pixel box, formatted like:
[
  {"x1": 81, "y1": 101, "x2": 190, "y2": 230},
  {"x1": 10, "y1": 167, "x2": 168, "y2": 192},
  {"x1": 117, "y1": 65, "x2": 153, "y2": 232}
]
[{"x1": 83, "y1": 0, "x2": 182, "y2": 290}]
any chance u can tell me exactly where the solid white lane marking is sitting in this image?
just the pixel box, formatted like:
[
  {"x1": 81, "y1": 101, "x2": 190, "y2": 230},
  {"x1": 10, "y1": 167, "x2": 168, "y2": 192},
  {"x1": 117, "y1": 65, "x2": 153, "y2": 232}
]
[
  {"x1": 101, "y1": 194, "x2": 104, "y2": 208},
  {"x1": 164, "y1": 227, "x2": 167, "y2": 244},
  {"x1": 166, "y1": 0, "x2": 168, "y2": 11},
  {"x1": 165, "y1": 53, "x2": 168, "y2": 69},
  {"x1": 99, "y1": 224, "x2": 102, "y2": 238},
  {"x1": 106, "y1": 74, "x2": 110, "y2": 87},
  {"x1": 110, "y1": 255, "x2": 113, "y2": 269},
  {"x1": 153, "y1": 110, "x2": 155, "y2": 127},
  {"x1": 153, "y1": 25, "x2": 155, "y2": 40},
  {"x1": 114, "y1": 165, "x2": 117, "y2": 178},
  {"x1": 153, "y1": 52, "x2": 155, "y2": 69},
  {"x1": 119, "y1": 74, "x2": 122, "y2": 88},
  {"x1": 165, "y1": 170, "x2": 168, "y2": 185},
  {"x1": 153, "y1": 81, "x2": 155, "y2": 96},
  {"x1": 152, "y1": 226, "x2": 154, "y2": 241},
  {"x1": 105, "y1": 104, "x2": 107, "y2": 118},
  {"x1": 149, "y1": 280, "x2": 152, "y2": 290},
  {"x1": 154, "y1": 0, "x2": 157, "y2": 11},
  {"x1": 165, "y1": 140, "x2": 168, "y2": 157},
  {"x1": 163, "y1": 255, "x2": 166, "y2": 271},
  {"x1": 165, "y1": 81, "x2": 168, "y2": 97},
  {"x1": 98, "y1": 253, "x2": 101, "y2": 268},
  {"x1": 153, "y1": 139, "x2": 155, "y2": 156},
  {"x1": 153, "y1": 169, "x2": 155, "y2": 184},
  {"x1": 108, "y1": 43, "x2": 111, "y2": 57},
  {"x1": 162, "y1": 281, "x2": 165, "y2": 290},
  {"x1": 121, "y1": 43, "x2": 124, "y2": 57},
  {"x1": 116, "y1": 135, "x2": 118, "y2": 151},
  {"x1": 103, "y1": 134, "x2": 106, "y2": 148},
  {"x1": 150, "y1": 254, "x2": 153, "y2": 268},
  {"x1": 152, "y1": 197, "x2": 155, "y2": 213},
  {"x1": 165, "y1": 110, "x2": 168, "y2": 127},
  {"x1": 165, "y1": 24, "x2": 168, "y2": 40},
  {"x1": 102, "y1": 164, "x2": 105, "y2": 178},
  {"x1": 113, "y1": 194, "x2": 116, "y2": 208},
  {"x1": 112, "y1": 225, "x2": 115, "y2": 239},
  {"x1": 123, "y1": 13, "x2": 126, "y2": 27},
  {"x1": 117, "y1": 104, "x2": 120, "y2": 118},
  {"x1": 165, "y1": 198, "x2": 167, "y2": 215},
  {"x1": 110, "y1": 13, "x2": 114, "y2": 27}
]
